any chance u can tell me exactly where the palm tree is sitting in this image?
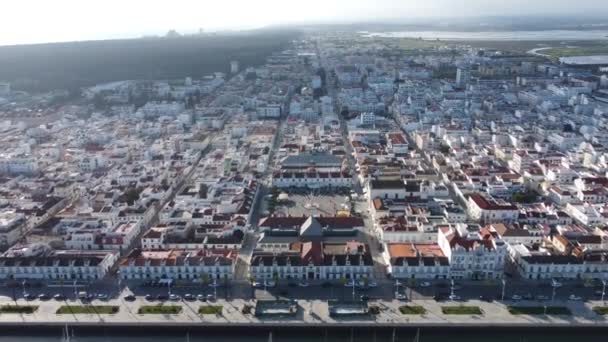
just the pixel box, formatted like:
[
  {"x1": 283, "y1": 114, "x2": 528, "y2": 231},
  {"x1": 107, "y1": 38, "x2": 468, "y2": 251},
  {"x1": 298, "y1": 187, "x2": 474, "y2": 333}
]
[
  {"x1": 200, "y1": 272, "x2": 209, "y2": 289},
  {"x1": 59, "y1": 278, "x2": 65, "y2": 298},
  {"x1": 407, "y1": 278, "x2": 417, "y2": 300},
  {"x1": 223, "y1": 274, "x2": 229, "y2": 300},
  {"x1": 248, "y1": 276, "x2": 256, "y2": 299},
  {"x1": 339, "y1": 276, "x2": 347, "y2": 301}
]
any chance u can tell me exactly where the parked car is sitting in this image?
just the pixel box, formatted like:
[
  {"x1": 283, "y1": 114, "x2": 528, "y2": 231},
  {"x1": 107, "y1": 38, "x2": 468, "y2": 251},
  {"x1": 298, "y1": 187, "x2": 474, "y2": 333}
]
[
  {"x1": 360, "y1": 295, "x2": 370, "y2": 301},
  {"x1": 536, "y1": 295, "x2": 549, "y2": 301},
  {"x1": 183, "y1": 294, "x2": 195, "y2": 301},
  {"x1": 298, "y1": 281, "x2": 309, "y2": 287},
  {"x1": 24, "y1": 293, "x2": 36, "y2": 301},
  {"x1": 156, "y1": 294, "x2": 168, "y2": 301},
  {"x1": 449, "y1": 294, "x2": 461, "y2": 301},
  {"x1": 38, "y1": 294, "x2": 50, "y2": 301},
  {"x1": 434, "y1": 294, "x2": 447, "y2": 302},
  {"x1": 53, "y1": 294, "x2": 66, "y2": 301},
  {"x1": 395, "y1": 293, "x2": 407, "y2": 301},
  {"x1": 145, "y1": 294, "x2": 154, "y2": 301},
  {"x1": 123, "y1": 294, "x2": 136, "y2": 302},
  {"x1": 551, "y1": 279, "x2": 563, "y2": 288},
  {"x1": 97, "y1": 293, "x2": 109, "y2": 301},
  {"x1": 207, "y1": 294, "x2": 216, "y2": 301},
  {"x1": 252, "y1": 281, "x2": 263, "y2": 288},
  {"x1": 197, "y1": 294, "x2": 207, "y2": 302},
  {"x1": 568, "y1": 294, "x2": 582, "y2": 301},
  {"x1": 344, "y1": 281, "x2": 355, "y2": 288},
  {"x1": 511, "y1": 295, "x2": 522, "y2": 301},
  {"x1": 523, "y1": 293, "x2": 534, "y2": 300},
  {"x1": 264, "y1": 280, "x2": 276, "y2": 288},
  {"x1": 479, "y1": 295, "x2": 493, "y2": 302},
  {"x1": 169, "y1": 294, "x2": 181, "y2": 301},
  {"x1": 419, "y1": 282, "x2": 431, "y2": 288}
]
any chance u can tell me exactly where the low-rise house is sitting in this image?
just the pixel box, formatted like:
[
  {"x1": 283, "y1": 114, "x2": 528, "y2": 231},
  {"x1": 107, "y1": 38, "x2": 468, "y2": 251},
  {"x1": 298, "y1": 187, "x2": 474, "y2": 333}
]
[
  {"x1": 383, "y1": 243, "x2": 450, "y2": 279},
  {"x1": 119, "y1": 249, "x2": 236, "y2": 281}
]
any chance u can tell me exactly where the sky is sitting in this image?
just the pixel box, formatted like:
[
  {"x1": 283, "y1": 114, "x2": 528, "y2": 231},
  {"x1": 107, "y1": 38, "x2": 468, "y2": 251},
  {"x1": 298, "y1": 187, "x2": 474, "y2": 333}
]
[{"x1": 1, "y1": 0, "x2": 607, "y2": 46}]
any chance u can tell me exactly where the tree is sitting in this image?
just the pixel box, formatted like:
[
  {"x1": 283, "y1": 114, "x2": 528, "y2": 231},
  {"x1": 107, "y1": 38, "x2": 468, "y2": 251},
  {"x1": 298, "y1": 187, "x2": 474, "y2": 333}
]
[
  {"x1": 248, "y1": 276, "x2": 256, "y2": 299},
  {"x1": 200, "y1": 272, "x2": 209, "y2": 287},
  {"x1": 223, "y1": 274, "x2": 229, "y2": 300},
  {"x1": 339, "y1": 276, "x2": 347, "y2": 301}
]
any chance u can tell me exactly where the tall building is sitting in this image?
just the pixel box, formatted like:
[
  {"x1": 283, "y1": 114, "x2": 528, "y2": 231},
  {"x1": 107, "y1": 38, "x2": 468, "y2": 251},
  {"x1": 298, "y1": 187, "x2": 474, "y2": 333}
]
[
  {"x1": 455, "y1": 68, "x2": 471, "y2": 88},
  {"x1": 230, "y1": 60, "x2": 239, "y2": 74},
  {"x1": 0, "y1": 82, "x2": 10, "y2": 96}
]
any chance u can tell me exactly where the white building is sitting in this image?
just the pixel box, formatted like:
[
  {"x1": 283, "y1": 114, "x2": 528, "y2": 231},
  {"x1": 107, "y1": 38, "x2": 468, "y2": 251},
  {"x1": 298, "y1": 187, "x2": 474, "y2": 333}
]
[
  {"x1": 0, "y1": 210, "x2": 26, "y2": 247},
  {"x1": 438, "y1": 224, "x2": 508, "y2": 280},
  {"x1": 383, "y1": 243, "x2": 450, "y2": 279},
  {"x1": 119, "y1": 249, "x2": 235, "y2": 281},
  {"x1": 0, "y1": 247, "x2": 118, "y2": 280},
  {"x1": 467, "y1": 193, "x2": 519, "y2": 224}
]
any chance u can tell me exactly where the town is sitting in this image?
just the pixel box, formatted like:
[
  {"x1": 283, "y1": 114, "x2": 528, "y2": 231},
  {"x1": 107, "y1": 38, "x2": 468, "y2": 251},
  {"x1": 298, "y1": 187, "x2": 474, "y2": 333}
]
[{"x1": 2, "y1": 30, "x2": 608, "y2": 326}]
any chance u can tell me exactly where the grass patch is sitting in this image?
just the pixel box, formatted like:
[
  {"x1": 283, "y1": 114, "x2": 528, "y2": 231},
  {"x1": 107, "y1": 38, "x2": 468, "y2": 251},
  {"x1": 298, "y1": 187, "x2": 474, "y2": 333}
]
[
  {"x1": 508, "y1": 306, "x2": 571, "y2": 315},
  {"x1": 399, "y1": 305, "x2": 426, "y2": 315},
  {"x1": 198, "y1": 305, "x2": 223, "y2": 315},
  {"x1": 0, "y1": 305, "x2": 38, "y2": 314},
  {"x1": 138, "y1": 305, "x2": 182, "y2": 315},
  {"x1": 593, "y1": 306, "x2": 608, "y2": 315},
  {"x1": 441, "y1": 306, "x2": 482, "y2": 315},
  {"x1": 543, "y1": 45, "x2": 608, "y2": 58},
  {"x1": 56, "y1": 305, "x2": 118, "y2": 314}
]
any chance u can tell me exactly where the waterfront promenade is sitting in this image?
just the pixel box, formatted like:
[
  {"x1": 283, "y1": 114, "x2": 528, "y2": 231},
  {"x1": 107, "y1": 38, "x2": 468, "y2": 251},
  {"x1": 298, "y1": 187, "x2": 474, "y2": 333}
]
[{"x1": 1, "y1": 296, "x2": 608, "y2": 328}]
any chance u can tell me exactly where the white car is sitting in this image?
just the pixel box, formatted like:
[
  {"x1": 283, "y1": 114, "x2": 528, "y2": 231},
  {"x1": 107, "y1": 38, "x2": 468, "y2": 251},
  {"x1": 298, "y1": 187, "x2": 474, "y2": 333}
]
[
  {"x1": 252, "y1": 281, "x2": 263, "y2": 288},
  {"x1": 368, "y1": 280, "x2": 378, "y2": 288},
  {"x1": 449, "y1": 294, "x2": 461, "y2": 301},
  {"x1": 568, "y1": 294, "x2": 582, "y2": 301},
  {"x1": 298, "y1": 281, "x2": 309, "y2": 288},
  {"x1": 264, "y1": 280, "x2": 276, "y2": 288},
  {"x1": 419, "y1": 282, "x2": 431, "y2": 288},
  {"x1": 511, "y1": 295, "x2": 522, "y2": 301},
  {"x1": 551, "y1": 280, "x2": 563, "y2": 288},
  {"x1": 395, "y1": 293, "x2": 407, "y2": 301}
]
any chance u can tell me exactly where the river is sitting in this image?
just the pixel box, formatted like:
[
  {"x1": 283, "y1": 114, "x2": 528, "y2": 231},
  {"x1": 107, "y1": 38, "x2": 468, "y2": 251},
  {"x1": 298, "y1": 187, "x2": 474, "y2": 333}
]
[
  {"x1": 361, "y1": 30, "x2": 608, "y2": 41},
  {"x1": 2, "y1": 326, "x2": 608, "y2": 342}
]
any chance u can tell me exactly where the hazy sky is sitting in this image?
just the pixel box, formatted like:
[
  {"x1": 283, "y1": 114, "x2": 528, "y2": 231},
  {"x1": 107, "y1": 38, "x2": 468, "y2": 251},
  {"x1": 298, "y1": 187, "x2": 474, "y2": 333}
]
[{"x1": 1, "y1": 0, "x2": 606, "y2": 45}]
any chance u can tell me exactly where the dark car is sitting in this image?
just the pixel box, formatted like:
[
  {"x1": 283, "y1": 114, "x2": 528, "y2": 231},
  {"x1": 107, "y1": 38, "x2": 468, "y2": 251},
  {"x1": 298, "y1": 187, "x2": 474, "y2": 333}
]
[
  {"x1": 38, "y1": 294, "x2": 50, "y2": 300},
  {"x1": 124, "y1": 294, "x2": 136, "y2": 302},
  {"x1": 156, "y1": 294, "x2": 168, "y2": 301},
  {"x1": 144, "y1": 294, "x2": 154, "y2": 301},
  {"x1": 360, "y1": 295, "x2": 370, "y2": 301},
  {"x1": 24, "y1": 293, "x2": 36, "y2": 301},
  {"x1": 523, "y1": 293, "x2": 534, "y2": 300},
  {"x1": 434, "y1": 294, "x2": 448, "y2": 301},
  {"x1": 53, "y1": 294, "x2": 66, "y2": 301},
  {"x1": 479, "y1": 295, "x2": 493, "y2": 302},
  {"x1": 183, "y1": 294, "x2": 195, "y2": 301}
]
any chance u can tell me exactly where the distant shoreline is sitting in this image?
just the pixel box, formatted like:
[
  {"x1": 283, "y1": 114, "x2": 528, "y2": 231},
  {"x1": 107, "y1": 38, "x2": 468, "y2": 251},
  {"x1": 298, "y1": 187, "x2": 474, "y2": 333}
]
[{"x1": 361, "y1": 30, "x2": 608, "y2": 41}]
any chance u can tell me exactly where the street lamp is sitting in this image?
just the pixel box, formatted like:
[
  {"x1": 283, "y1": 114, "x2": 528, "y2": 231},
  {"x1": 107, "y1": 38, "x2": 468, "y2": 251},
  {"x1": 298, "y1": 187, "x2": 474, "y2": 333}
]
[
  {"x1": 501, "y1": 279, "x2": 506, "y2": 301},
  {"x1": 551, "y1": 284, "x2": 557, "y2": 302},
  {"x1": 602, "y1": 280, "x2": 607, "y2": 303}
]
